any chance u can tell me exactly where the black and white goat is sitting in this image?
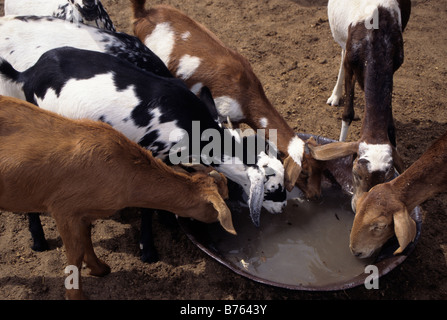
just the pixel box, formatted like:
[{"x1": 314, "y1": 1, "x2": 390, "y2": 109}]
[
  {"x1": 4, "y1": 0, "x2": 116, "y2": 31},
  {"x1": 0, "y1": 15, "x2": 171, "y2": 81},
  {"x1": 311, "y1": 0, "x2": 410, "y2": 211},
  {"x1": 0, "y1": 47, "x2": 286, "y2": 258}
]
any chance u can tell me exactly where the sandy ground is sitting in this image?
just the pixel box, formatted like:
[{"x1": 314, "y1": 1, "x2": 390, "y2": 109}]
[{"x1": 0, "y1": 0, "x2": 446, "y2": 300}]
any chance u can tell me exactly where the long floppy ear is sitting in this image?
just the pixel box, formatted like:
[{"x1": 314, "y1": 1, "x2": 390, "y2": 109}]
[
  {"x1": 284, "y1": 156, "x2": 301, "y2": 192},
  {"x1": 393, "y1": 207, "x2": 416, "y2": 255},
  {"x1": 392, "y1": 147, "x2": 405, "y2": 173},
  {"x1": 206, "y1": 194, "x2": 236, "y2": 235},
  {"x1": 208, "y1": 170, "x2": 229, "y2": 200},
  {"x1": 247, "y1": 167, "x2": 265, "y2": 227},
  {"x1": 308, "y1": 141, "x2": 359, "y2": 161}
]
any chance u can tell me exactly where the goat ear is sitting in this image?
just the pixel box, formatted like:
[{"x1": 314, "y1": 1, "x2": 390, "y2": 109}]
[
  {"x1": 308, "y1": 141, "x2": 359, "y2": 161},
  {"x1": 247, "y1": 167, "x2": 265, "y2": 227},
  {"x1": 283, "y1": 156, "x2": 301, "y2": 192},
  {"x1": 199, "y1": 86, "x2": 219, "y2": 122},
  {"x1": 393, "y1": 207, "x2": 416, "y2": 255},
  {"x1": 392, "y1": 147, "x2": 405, "y2": 173},
  {"x1": 207, "y1": 194, "x2": 236, "y2": 235}
]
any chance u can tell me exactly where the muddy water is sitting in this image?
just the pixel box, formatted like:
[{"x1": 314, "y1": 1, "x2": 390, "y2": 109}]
[{"x1": 208, "y1": 187, "x2": 374, "y2": 287}]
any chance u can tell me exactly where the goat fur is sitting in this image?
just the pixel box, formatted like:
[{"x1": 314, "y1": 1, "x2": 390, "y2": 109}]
[{"x1": 0, "y1": 95, "x2": 235, "y2": 299}]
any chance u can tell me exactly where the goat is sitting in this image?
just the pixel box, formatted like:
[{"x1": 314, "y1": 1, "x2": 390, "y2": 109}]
[
  {"x1": 129, "y1": 0, "x2": 317, "y2": 195},
  {"x1": 350, "y1": 130, "x2": 447, "y2": 258},
  {"x1": 326, "y1": 0, "x2": 411, "y2": 142},
  {"x1": 0, "y1": 15, "x2": 171, "y2": 79},
  {"x1": 0, "y1": 95, "x2": 235, "y2": 299},
  {"x1": 0, "y1": 14, "x2": 172, "y2": 259},
  {"x1": 0, "y1": 46, "x2": 286, "y2": 226},
  {"x1": 4, "y1": 0, "x2": 116, "y2": 31},
  {"x1": 309, "y1": 0, "x2": 410, "y2": 212}
]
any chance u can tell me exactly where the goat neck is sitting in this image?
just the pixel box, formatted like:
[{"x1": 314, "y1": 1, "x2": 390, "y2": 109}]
[
  {"x1": 390, "y1": 131, "x2": 447, "y2": 212},
  {"x1": 125, "y1": 155, "x2": 235, "y2": 234}
]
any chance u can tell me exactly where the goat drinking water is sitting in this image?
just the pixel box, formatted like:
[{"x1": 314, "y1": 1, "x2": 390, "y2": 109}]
[
  {"x1": 0, "y1": 95, "x2": 235, "y2": 299},
  {"x1": 129, "y1": 0, "x2": 321, "y2": 195},
  {"x1": 0, "y1": 47, "x2": 286, "y2": 243},
  {"x1": 310, "y1": 0, "x2": 410, "y2": 212}
]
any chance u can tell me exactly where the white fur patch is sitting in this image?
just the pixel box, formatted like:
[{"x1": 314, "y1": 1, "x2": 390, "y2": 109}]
[
  {"x1": 144, "y1": 22, "x2": 175, "y2": 66},
  {"x1": 328, "y1": 0, "x2": 402, "y2": 48},
  {"x1": 0, "y1": 16, "x2": 113, "y2": 72},
  {"x1": 176, "y1": 54, "x2": 201, "y2": 80},
  {"x1": 189, "y1": 82, "x2": 204, "y2": 95},
  {"x1": 287, "y1": 136, "x2": 305, "y2": 166},
  {"x1": 339, "y1": 119, "x2": 350, "y2": 141},
  {"x1": 214, "y1": 96, "x2": 245, "y2": 122},
  {"x1": 5, "y1": 0, "x2": 64, "y2": 16},
  {"x1": 181, "y1": 31, "x2": 191, "y2": 41},
  {"x1": 33, "y1": 72, "x2": 180, "y2": 159},
  {"x1": 145, "y1": 108, "x2": 182, "y2": 158},
  {"x1": 358, "y1": 142, "x2": 392, "y2": 172},
  {"x1": 0, "y1": 75, "x2": 26, "y2": 100},
  {"x1": 259, "y1": 117, "x2": 268, "y2": 128}
]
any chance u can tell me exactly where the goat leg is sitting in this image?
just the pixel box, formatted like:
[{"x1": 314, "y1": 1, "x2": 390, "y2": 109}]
[
  {"x1": 82, "y1": 223, "x2": 111, "y2": 277},
  {"x1": 28, "y1": 212, "x2": 49, "y2": 251},
  {"x1": 327, "y1": 49, "x2": 346, "y2": 106},
  {"x1": 53, "y1": 212, "x2": 88, "y2": 300},
  {"x1": 139, "y1": 208, "x2": 159, "y2": 263},
  {"x1": 340, "y1": 60, "x2": 356, "y2": 141}
]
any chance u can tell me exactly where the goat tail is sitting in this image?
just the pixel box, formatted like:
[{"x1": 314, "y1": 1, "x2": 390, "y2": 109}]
[
  {"x1": 129, "y1": 0, "x2": 148, "y2": 18},
  {"x1": 0, "y1": 57, "x2": 21, "y2": 83}
]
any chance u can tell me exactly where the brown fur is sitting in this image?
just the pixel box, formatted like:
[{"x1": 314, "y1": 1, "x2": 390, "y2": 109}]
[
  {"x1": 129, "y1": 0, "x2": 324, "y2": 195},
  {"x1": 0, "y1": 95, "x2": 235, "y2": 299},
  {"x1": 350, "y1": 130, "x2": 447, "y2": 258},
  {"x1": 310, "y1": 3, "x2": 410, "y2": 208}
]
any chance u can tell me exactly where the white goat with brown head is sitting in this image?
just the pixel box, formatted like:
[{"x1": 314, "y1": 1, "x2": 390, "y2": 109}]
[{"x1": 310, "y1": 0, "x2": 411, "y2": 211}]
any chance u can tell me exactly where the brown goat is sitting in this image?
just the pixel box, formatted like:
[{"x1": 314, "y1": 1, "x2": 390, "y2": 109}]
[
  {"x1": 350, "y1": 130, "x2": 447, "y2": 259},
  {"x1": 0, "y1": 95, "x2": 235, "y2": 299},
  {"x1": 129, "y1": 0, "x2": 321, "y2": 196}
]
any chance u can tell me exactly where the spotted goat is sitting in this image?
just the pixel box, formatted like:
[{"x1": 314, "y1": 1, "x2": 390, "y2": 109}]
[
  {"x1": 4, "y1": 0, "x2": 116, "y2": 31},
  {"x1": 0, "y1": 47, "x2": 286, "y2": 249},
  {"x1": 129, "y1": 0, "x2": 322, "y2": 196}
]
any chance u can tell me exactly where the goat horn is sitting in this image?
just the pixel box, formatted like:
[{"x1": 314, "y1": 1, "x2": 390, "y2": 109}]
[
  {"x1": 209, "y1": 170, "x2": 222, "y2": 179},
  {"x1": 226, "y1": 116, "x2": 233, "y2": 129}
]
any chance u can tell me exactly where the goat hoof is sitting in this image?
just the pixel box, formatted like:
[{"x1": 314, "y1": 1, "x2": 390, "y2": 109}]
[
  {"x1": 140, "y1": 249, "x2": 159, "y2": 264},
  {"x1": 31, "y1": 240, "x2": 50, "y2": 252},
  {"x1": 326, "y1": 95, "x2": 341, "y2": 106},
  {"x1": 88, "y1": 260, "x2": 111, "y2": 277}
]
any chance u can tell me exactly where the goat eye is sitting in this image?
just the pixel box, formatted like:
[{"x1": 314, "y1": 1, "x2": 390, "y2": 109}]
[{"x1": 370, "y1": 223, "x2": 387, "y2": 232}]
